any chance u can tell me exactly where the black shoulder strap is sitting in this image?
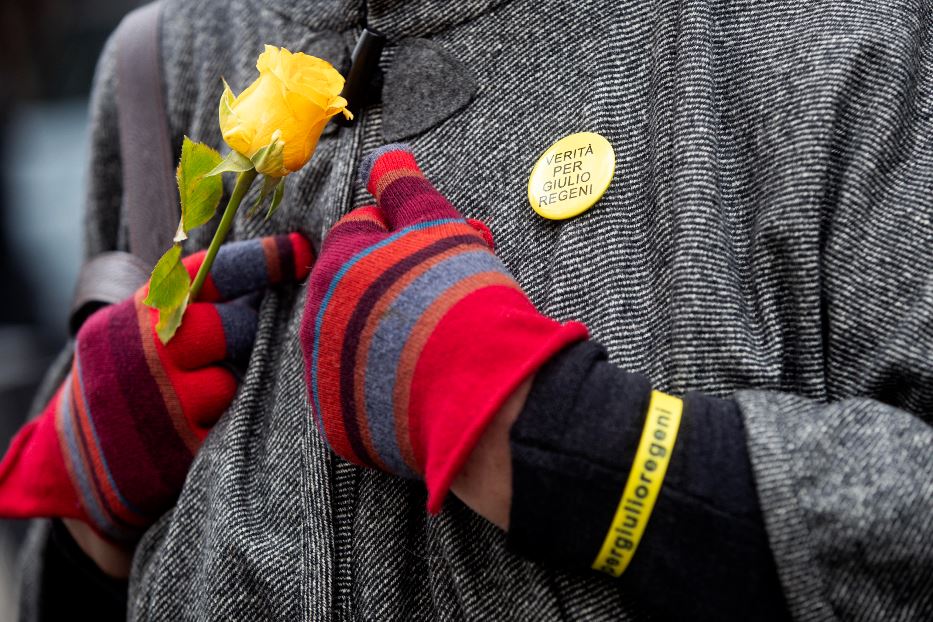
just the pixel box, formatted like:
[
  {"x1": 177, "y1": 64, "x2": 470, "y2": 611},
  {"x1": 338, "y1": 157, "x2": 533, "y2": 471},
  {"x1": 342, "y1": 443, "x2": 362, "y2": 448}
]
[
  {"x1": 69, "y1": 1, "x2": 176, "y2": 334},
  {"x1": 69, "y1": 252, "x2": 153, "y2": 332},
  {"x1": 116, "y1": 0, "x2": 177, "y2": 266}
]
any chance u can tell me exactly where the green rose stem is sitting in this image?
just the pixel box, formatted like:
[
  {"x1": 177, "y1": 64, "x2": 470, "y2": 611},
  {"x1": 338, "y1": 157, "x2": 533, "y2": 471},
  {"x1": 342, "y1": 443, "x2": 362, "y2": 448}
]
[{"x1": 189, "y1": 168, "x2": 258, "y2": 300}]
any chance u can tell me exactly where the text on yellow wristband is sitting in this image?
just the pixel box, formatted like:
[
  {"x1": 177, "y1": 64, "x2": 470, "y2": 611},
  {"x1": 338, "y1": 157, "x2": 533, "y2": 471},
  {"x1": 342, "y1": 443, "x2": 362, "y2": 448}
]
[{"x1": 592, "y1": 390, "x2": 683, "y2": 577}]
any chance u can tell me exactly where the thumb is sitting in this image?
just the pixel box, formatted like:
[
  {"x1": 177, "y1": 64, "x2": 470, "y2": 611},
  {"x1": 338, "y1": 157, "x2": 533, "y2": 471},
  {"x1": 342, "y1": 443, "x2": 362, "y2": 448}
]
[
  {"x1": 0, "y1": 398, "x2": 84, "y2": 522},
  {"x1": 183, "y1": 233, "x2": 314, "y2": 302},
  {"x1": 359, "y1": 144, "x2": 465, "y2": 231}
]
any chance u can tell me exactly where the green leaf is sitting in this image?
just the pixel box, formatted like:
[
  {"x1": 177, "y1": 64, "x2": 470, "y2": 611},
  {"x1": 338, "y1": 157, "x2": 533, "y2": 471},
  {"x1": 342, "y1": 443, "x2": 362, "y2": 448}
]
[
  {"x1": 265, "y1": 178, "x2": 286, "y2": 221},
  {"x1": 143, "y1": 244, "x2": 189, "y2": 309},
  {"x1": 177, "y1": 137, "x2": 224, "y2": 235},
  {"x1": 156, "y1": 294, "x2": 189, "y2": 344},
  {"x1": 205, "y1": 149, "x2": 253, "y2": 177},
  {"x1": 143, "y1": 244, "x2": 192, "y2": 344}
]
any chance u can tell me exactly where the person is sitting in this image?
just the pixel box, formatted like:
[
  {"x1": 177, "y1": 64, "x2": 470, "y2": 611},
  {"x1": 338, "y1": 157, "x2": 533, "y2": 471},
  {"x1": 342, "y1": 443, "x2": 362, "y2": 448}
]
[{"x1": 5, "y1": 0, "x2": 933, "y2": 620}]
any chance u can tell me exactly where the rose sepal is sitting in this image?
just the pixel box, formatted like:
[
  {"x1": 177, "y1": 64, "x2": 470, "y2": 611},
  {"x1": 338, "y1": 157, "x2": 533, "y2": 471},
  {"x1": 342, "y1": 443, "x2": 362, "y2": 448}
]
[{"x1": 205, "y1": 149, "x2": 254, "y2": 178}]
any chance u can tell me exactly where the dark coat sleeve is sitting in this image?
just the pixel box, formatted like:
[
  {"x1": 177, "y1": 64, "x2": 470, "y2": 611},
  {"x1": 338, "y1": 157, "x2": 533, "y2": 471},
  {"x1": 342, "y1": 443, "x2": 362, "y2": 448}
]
[{"x1": 507, "y1": 341, "x2": 790, "y2": 621}]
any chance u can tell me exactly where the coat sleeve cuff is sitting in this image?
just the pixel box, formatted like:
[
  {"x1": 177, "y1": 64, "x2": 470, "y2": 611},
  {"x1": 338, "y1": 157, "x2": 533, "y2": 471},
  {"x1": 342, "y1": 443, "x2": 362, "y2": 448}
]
[{"x1": 506, "y1": 341, "x2": 789, "y2": 621}]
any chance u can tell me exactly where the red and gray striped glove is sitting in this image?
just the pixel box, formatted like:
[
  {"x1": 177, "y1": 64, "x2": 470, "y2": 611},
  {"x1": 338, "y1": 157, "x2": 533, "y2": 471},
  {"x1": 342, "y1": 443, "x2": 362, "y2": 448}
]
[
  {"x1": 0, "y1": 234, "x2": 313, "y2": 541},
  {"x1": 301, "y1": 145, "x2": 588, "y2": 512}
]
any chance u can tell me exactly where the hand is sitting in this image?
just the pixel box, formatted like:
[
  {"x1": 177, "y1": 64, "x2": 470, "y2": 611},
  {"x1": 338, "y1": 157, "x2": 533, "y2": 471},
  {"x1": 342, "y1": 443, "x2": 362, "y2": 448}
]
[
  {"x1": 449, "y1": 376, "x2": 533, "y2": 530},
  {"x1": 0, "y1": 233, "x2": 313, "y2": 542},
  {"x1": 301, "y1": 145, "x2": 587, "y2": 512}
]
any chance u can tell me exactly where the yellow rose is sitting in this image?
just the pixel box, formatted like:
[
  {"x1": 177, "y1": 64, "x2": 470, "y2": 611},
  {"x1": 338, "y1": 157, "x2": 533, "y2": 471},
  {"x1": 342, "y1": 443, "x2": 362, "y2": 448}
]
[{"x1": 219, "y1": 45, "x2": 352, "y2": 177}]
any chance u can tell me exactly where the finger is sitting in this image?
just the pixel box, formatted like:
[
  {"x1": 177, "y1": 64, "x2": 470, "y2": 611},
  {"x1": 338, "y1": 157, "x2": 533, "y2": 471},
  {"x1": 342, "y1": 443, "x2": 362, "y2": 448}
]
[
  {"x1": 324, "y1": 205, "x2": 390, "y2": 247},
  {"x1": 164, "y1": 301, "x2": 258, "y2": 369},
  {"x1": 309, "y1": 206, "x2": 391, "y2": 284},
  {"x1": 183, "y1": 233, "x2": 314, "y2": 302},
  {"x1": 174, "y1": 366, "x2": 238, "y2": 434},
  {"x1": 214, "y1": 300, "x2": 258, "y2": 367},
  {"x1": 466, "y1": 218, "x2": 495, "y2": 251},
  {"x1": 234, "y1": 290, "x2": 264, "y2": 312},
  {"x1": 359, "y1": 144, "x2": 465, "y2": 230}
]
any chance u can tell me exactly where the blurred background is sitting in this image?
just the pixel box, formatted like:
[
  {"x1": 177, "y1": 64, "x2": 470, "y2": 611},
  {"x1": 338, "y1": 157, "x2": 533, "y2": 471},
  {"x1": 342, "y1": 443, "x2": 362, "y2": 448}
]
[{"x1": 0, "y1": 0, "x2": 146, "y2": 615}]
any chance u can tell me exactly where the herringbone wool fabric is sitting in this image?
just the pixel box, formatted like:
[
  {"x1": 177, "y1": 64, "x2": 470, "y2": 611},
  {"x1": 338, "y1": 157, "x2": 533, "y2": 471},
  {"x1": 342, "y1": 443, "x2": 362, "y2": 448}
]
[{"x1": 18, "y1": 0, "x2": 933, "y2": 620}]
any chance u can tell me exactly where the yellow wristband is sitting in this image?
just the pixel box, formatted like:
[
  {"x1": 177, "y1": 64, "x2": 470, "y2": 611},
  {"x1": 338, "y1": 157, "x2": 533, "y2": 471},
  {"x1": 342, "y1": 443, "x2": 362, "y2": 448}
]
[{"x1": 591, "y1": 390, "x2": 684, "y2": 577}]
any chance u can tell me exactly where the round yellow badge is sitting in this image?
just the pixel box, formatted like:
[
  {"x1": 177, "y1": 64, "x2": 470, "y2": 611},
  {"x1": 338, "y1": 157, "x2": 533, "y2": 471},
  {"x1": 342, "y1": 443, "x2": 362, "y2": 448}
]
[{"x1": 527, "y1": 132, "x2": 616, "y2": 220}]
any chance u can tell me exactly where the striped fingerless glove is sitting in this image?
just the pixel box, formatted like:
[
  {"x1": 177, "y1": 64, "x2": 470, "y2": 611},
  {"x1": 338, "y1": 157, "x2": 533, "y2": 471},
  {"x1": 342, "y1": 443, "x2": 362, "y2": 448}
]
[
  {"x1": 0, "y1": 234, "x2": 313, "y2": 541},
  {"x1": 301, "y1": 145, "x2": 588, "y2": 512}
]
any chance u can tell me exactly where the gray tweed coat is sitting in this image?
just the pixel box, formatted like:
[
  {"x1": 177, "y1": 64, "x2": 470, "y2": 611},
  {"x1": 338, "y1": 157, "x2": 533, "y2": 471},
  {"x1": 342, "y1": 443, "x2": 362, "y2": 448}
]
[{"x1": 19, "y1": 0, "x2": 933, "y2": 620}]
